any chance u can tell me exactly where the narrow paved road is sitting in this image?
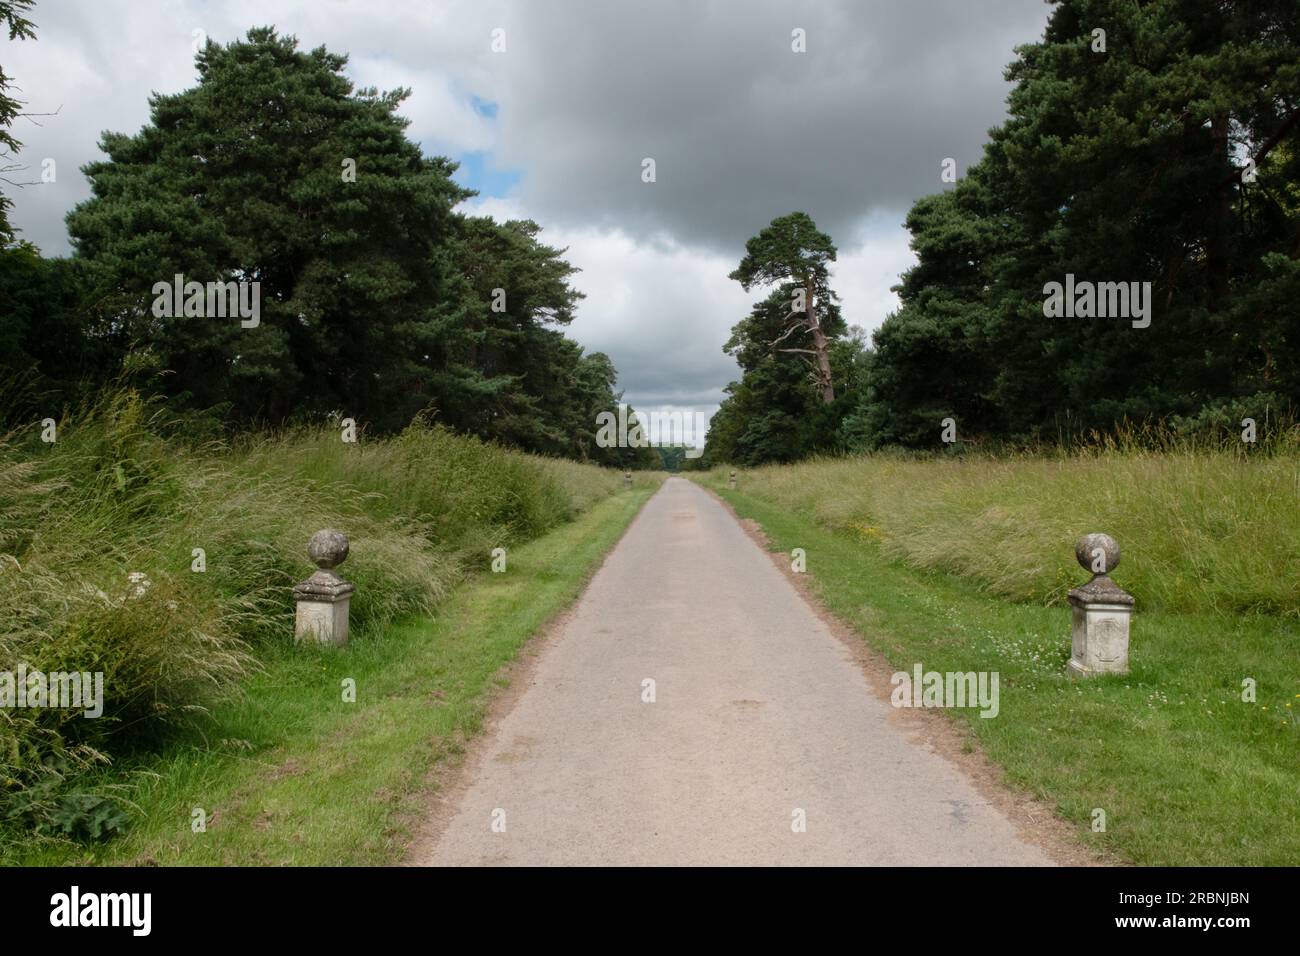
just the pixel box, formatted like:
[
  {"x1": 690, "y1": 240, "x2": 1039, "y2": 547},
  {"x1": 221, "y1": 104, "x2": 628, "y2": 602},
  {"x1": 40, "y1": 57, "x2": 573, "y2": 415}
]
[{"x1": 420, "y1": 477, "x2": 1053, "y2": 866}]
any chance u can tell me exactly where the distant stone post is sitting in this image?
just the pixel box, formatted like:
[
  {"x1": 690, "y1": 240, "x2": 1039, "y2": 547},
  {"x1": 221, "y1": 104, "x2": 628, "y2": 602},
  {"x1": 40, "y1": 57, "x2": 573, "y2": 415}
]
[
  {"x1": 294, "y1": 529, "x2": 355, "y2": 647},
  {"x1": 1066, "y1": 533, "x2": 1133, "y2": 677},
  {"x1": 728, "y1": 470, "x2": 737, "y2": 490},
  {"x1": 624, "y1": 470, "x2": 633, "y2": 489}
]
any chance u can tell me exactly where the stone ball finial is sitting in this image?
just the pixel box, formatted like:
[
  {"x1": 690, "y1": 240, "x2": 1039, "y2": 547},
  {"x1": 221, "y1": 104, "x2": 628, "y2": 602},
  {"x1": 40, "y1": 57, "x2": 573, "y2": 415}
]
[
  {"x1": 1075, "y1": 532, "x2": 1120, "y2": 576},
  {"x1": 308, "y1": 529, "x2": 350, "y2": 570}
]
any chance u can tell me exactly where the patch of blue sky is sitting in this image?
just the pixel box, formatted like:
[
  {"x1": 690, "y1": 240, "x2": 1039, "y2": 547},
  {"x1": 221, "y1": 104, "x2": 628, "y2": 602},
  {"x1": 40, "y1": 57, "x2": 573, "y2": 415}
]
[
  {"x1": 453, "y1": 150, "x2": 522, "y2": 197},
  {"x1": 449, "y1": 96, "x2": 520, "y2": 197}
]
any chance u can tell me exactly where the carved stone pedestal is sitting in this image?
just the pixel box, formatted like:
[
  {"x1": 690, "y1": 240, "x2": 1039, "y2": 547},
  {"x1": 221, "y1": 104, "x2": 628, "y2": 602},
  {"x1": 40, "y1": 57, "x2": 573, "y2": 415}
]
[
  {"x1": 1066, "y1": 533, "x2": 1134, "y2": 677},
  {"x1": 293, "y1": 529, "x2": 354, "y2": 647}
]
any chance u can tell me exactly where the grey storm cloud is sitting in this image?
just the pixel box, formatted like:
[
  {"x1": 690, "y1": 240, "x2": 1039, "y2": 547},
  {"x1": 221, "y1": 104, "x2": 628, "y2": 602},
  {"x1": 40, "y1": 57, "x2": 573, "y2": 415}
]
[
  {"x1": 3, "y1": 0, "x2": 1051, "y2": 427},
  {"x1": 490, "y1": 0, "x2": 1049, "y2": 251}
]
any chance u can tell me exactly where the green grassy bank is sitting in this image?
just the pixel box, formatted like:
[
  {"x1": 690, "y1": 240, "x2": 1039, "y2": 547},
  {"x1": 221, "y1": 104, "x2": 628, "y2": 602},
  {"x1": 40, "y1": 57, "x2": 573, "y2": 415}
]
[
  {"x1": 7, "y1": 486, "x2": 652, "y2": 865},
  {"x1": 694, "y1": 458, "x2": 1298, "y2": 866},
  {"x1": 0, "y1": 386, "x2": 659, "y2": 857}
]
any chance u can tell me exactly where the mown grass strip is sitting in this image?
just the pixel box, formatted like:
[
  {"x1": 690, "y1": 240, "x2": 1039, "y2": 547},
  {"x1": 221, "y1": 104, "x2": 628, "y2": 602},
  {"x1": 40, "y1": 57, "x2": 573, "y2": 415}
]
[
  {"x1": 703, "y1": 482, "x2": 1298, "y2": 866},
  {"x1": 11, "y1": 486, "x2": 655, "y2": 866}
]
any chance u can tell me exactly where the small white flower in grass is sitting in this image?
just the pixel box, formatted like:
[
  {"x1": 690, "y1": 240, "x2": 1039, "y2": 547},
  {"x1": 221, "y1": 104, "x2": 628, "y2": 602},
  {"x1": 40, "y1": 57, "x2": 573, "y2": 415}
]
[
  {"x1": 126, "y1": 571, "x2": 152, "y2": 599},
  {"x1": 84, "y1": 583, "x2": 113, "y2": 605}
]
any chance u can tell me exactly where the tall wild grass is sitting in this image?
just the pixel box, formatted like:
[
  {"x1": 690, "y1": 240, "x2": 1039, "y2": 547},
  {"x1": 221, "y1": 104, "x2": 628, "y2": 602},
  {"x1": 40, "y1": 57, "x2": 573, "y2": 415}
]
[
  {"x1": 703, "y1": 432, "x2": 1300, "y2": 617},
  {"x1": 0, "y1": 388, "x2": 625, "y2": 838}
]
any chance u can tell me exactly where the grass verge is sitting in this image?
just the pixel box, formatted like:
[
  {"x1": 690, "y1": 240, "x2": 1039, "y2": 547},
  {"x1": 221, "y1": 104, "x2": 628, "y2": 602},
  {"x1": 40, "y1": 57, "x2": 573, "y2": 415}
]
[
  {"x1": 698, "y1": 479, "x2": 1298, "y2": 866},
  {"x1": 6, "y1": 485, "x2": 656, "y2": 866}
]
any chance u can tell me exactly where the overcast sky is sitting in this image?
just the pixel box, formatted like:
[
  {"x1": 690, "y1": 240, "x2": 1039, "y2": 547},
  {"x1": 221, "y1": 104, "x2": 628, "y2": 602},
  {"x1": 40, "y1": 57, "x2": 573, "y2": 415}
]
[{"x1": 5, "y1": 0, "x2": 1050, "y2": 437}]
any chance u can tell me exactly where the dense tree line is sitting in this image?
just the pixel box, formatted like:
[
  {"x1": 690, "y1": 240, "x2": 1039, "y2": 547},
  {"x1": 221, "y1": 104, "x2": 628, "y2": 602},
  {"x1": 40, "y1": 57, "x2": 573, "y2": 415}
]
[
  {"x1": 1, "y1": 25, "x2": 656, "y2": 467},
  {"x1": 707, "y1": 0, "x2": 1300, "y2": 463}
]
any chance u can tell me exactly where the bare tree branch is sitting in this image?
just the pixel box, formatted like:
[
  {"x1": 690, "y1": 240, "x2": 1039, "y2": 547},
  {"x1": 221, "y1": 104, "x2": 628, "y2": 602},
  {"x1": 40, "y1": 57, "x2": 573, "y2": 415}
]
[
  {"x1": 15, "y1": 103, "x2": 62, "y2": 127},
  {"x1": 768, "y1": 322, "x2": 808, "y2": 348}
]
